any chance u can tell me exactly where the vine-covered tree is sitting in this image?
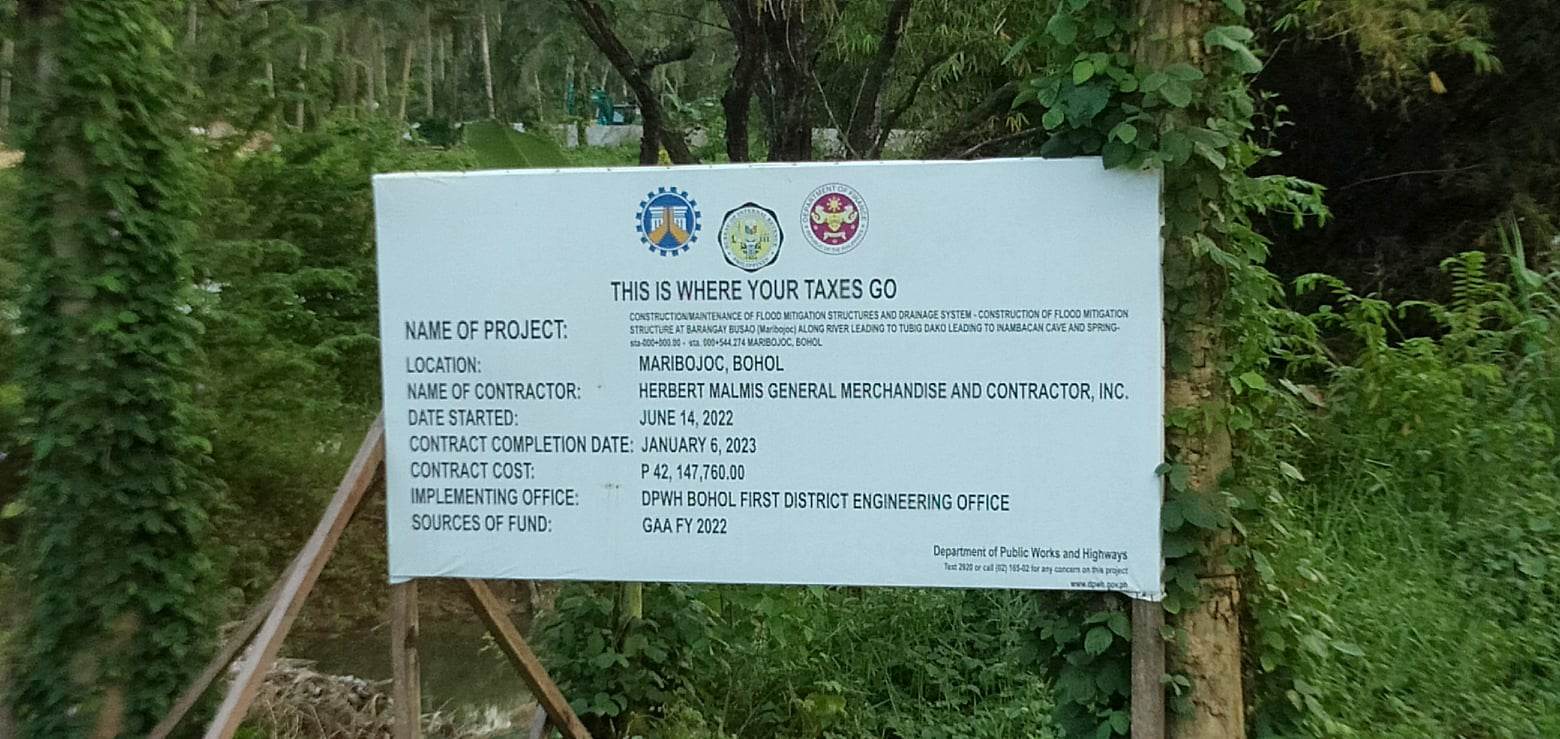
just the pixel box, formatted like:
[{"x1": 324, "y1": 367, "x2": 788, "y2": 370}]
[{"x1": 8, "y1": 0, "x2": 215, "y2": 736}]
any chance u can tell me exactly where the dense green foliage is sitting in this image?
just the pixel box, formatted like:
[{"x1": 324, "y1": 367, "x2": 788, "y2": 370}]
[
  {"x1": 1275, "y1": 246, "x2": 1560, "y2": 736},
  {"x1": 7, "y1": 1, "x2": 216, "y2": 735},
  {"x1": 540, "y1": 584, "x2": 1056, "y2": 738},
  {"x1": 189, "y1": 118, "x2": 471, "y2": 598}
]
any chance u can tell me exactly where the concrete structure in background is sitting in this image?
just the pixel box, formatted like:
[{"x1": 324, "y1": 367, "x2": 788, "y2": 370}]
[{"x1": 550, "y1": 125, "x2": 927, "y2": 156}]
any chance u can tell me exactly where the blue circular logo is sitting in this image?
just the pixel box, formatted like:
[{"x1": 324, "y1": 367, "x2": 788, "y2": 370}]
[{"x1": 636, "y1": 187, "x2": 701, "y2": 256}]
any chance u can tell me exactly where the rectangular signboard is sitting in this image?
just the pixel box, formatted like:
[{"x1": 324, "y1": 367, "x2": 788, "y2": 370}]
[{"x1": 373, "y1": 158, "x2": 1163, "y2": 599}]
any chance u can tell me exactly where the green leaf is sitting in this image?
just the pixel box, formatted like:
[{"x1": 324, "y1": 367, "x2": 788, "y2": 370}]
[
  {"x1": 1042, "y1": 107, "x2": 1066, "y2": 130},
  {"x1": 1164, "y1": 63, "x2": 1205, "y2": 82},
  {"x1": 1159, "y1": 79, "x2": 1194, "y2": 108},
  {"x1": 1061, "y1": 83, "x2": 1111, "y2": 124},
  {"x1": 1333, "y1": 641, "x2": 1365, "y2": 657},
  {"x1": 1278, "y1": 461, "x2": 1306, "y2": 482},
  {"x1": 1206, "y1": 24, "x2": 1254, "y2": 43},
  {"x1": 1203, "y1": 26, "x2": 1263, "y2": 74},
  {"x1": 1046, "y1": 13, "x2": 1079, "y2": 46},
  {"x1": 1073, "y1": 60, "x2": 1095, "y2": 85},
  {"x1": 1237, "y1": 370, "x2": 1268, "y2": 391},
  {"x1": 1011, "y1": 85, "x2": 1039, "y2": 109},
  {"x1": 1102, "y1": 140, "x2": 1135, "y2": 170},
  {"x1": 1222, "y1": 0, "x2": 1246, "y2": 15},
  {"x1": 1107, "y1": 611, "x2": 1131, "y2": 638},
  {"x1": 1003, "y1": 35, "x2": 1033, "y2": 64},
  {"x1": 94, "y1": 274, "x2": 127, "y2": 294},
  {"x1": 1163, "y1": 531, "x2": 1197, "y2": 558},
  {"x1": 1084, "y1": 626, "x2": 1114, "y2": 655},
  {"x1": 1, "y1": 501, "x2": 27, "y2": 519},
  {"x1": 1160, "y1": 130, "x2": 1193, "y2": 164},
  {"x1": 1109, "y1": 121, "x2": 1138, "y2": 144},
  {"x1": 1181, "y1": 497, "x2": 1220, "y2": 529}
]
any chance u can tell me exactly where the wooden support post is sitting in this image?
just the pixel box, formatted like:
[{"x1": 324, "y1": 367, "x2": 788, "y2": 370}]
[
  {"x1": 148, "y1": 556, "x2": 300, "y2": 739},
  {"x1": 392, "y1": 581, "x2": 423, "y2": 739},
  {"x1": 202, "y1": 415, "x2": 387, "y2": 739},
  {"x1": 1131, "y1": 597, "x2": 1166, "y2": 739},
  {"x1": 462, "y1": 579, "x2": 593, "y2": 739}
]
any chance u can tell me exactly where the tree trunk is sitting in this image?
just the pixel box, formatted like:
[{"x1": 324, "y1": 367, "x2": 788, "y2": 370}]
[
  {"x1": 377, "y1": 22, "x2": 390, "y2": 113},
  {"x1": 479, "y1": 11, "x2": 496, "y2": 118},
  {"x1": 436, "y1": 25, "x2": 446, "y2": 83},
  {"x1": 11, "y1": 0, "x2": 214, "y2": 735},
  {"x1": 342, "y1": 27, "x2": 359, "y2": 115},
  {"x1": 755, "y1": 0, "x2": 818, "y2": 161},
  {"x1": 533, "y1": 68, "x2": 544, "y2": 120},
  {"x1": 716, "y1": 0, "x2": 759, "y2": 162},
  {"x1": 449, "y1": 21, "x2": 464, "y2": 119},
  {"x1": 423, "y1": 8, "x2": 435, "y2": 117},
  {"x1": 295, "y1": 43, "x2": 308, "y2": 128},
  {"x1": 1135, "y1": 0, "x2": 1246, "y2": 736},
  {"x1": 184, "y1": 0, "x2": 198, "y2": 46},
  {"x1": 1, "y1": 36, "x2": 14, "y2": 136},
  {"x1": 361, "y1": 22, "x2": 377, "y2": 114},
  {"x1": 565, "y1": 0, "x2": 697, "y2": 164},
  {"x1": 262, "y1": 10, "x2": 277, "y2": 127},
  {"x1": 397, "y1": 42, "x2": 414, "y2": 122}
]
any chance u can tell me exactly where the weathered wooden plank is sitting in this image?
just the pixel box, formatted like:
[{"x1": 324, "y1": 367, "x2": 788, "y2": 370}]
[
  {"x1": 203, "y1": 415, "x2": 386, "y2": 739},
  {"x1": 462, "y1": 579, "x2": 592, "y2": 739},
  {"x1": 391, "y1": 580, "x2": 423, "y2": 739},
  {"x1": 1131, "y1": 597, "x2": 1166, "y2": 739}
]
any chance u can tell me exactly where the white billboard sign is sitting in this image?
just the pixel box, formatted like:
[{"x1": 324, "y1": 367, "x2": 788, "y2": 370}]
[{"x1": 373, "y1": 158, "x2": 1164, "y2": 599}]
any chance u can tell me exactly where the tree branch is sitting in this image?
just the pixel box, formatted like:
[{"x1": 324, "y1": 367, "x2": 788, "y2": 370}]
[
  {"x1": 955, "y1": 126, "x2": 1041, "y2": 159},
  {"x1": 868, "y1": 52, "x2": 945, "y2": 158},
  {"x1": 843, "y1": 0, "x2": 914, "y2": 158},
  {"x1": 638, "y1": 41, "x2": 695, "y2": 73},
  {"x1": 717, "y1": 0, "x2": 760, "y2": 162},
  {"x1": 641, "y1": 8, "x2": 730, "y2": 33},
  {"x1": 1337, "y1": 164, "x2": 1485, "y2": 191},
  {"x1": 560, "y1": 0, "x2": 697, "y2": 164},
  {"x1": 924, "y1": 81, "x2": 1019, "y2": 157}
]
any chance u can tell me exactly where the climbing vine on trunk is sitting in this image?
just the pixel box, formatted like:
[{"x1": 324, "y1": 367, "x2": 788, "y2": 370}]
[
  {"x1": 9, "y1": 1, "x2": 216, "y2": 736},
  {"x1": 1012, "y1": 0, "x2": 1335, "y2": 736}
]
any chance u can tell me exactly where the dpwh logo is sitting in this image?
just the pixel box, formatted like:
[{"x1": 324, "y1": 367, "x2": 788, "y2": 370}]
[{"x1": 636, "y1": 187, "x2": 701, "y2": 256}]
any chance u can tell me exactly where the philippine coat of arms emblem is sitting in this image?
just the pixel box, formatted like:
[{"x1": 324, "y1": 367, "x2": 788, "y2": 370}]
[
  {"x1": 718, "y1": 203, "x2": 783, "y2": 272},
  {"x1": 801, "y1": 183, "x2": 867, "y2": 255},
  {"x1": 636, "y1": 186, "x2": 700, "y2": 256}
]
